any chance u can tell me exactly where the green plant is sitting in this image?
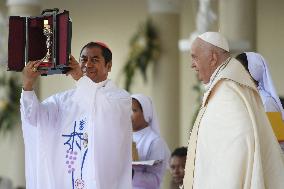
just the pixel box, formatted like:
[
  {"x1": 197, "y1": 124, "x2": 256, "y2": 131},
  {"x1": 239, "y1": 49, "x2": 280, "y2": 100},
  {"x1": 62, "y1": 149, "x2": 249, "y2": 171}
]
[
  {"x1": 123, "y1": 19, "x2": 160, "y2": 91},
  {"x1": 0, "y1": 69, "x2": 21, "y2": 132}
]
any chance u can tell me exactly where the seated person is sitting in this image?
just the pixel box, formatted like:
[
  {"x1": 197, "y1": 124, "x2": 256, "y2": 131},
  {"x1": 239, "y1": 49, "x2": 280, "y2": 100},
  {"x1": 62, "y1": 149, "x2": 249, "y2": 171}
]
[
  {"x1": 131, "y1": 94, "x2": 170, "y2": 189},
  {"x1": 169, "y1": 147, "x2": 187, "y2": 189},
  {"x1": 236, "y1": 52, "x2": 284, "y2": 120}
]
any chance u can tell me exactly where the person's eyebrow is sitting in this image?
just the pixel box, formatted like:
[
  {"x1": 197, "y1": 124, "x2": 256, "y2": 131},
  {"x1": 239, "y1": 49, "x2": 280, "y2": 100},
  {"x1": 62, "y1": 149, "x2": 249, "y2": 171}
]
[
  {"x1": 80, "y1": 55, "x2": 100, "y2": 59},
  {"x1": 91, "y1": 55, "x2": 100, "y2": 59}
]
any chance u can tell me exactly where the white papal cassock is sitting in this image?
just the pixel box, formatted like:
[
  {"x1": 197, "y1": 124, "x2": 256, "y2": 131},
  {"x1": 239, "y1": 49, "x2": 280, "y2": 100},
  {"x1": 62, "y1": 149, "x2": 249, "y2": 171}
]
[
  {"x1": 20, "y1": 76, "x2": 132, "y2": 189},
  {"x1": 183, "y1": 58, "x2": 284, "y2": 189}
]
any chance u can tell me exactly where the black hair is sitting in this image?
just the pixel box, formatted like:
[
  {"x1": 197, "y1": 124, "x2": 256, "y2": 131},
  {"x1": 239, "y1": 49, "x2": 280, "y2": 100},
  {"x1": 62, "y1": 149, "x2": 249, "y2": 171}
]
[
  {"x1": 79, "y1": 42, "x2": 112, "y2": 64},
  {"x1": 132, "y1": 98, "x2": 143, "y2": 112},
  {"x1": 171, "y1": 147, "x2": 187, "y2": 158},
  {"x1": 236, "y1": 53, "x2": 249, "y2": 72},
  {"x1": 280, "y1": 97, "x2": 284, "y2": 109}
]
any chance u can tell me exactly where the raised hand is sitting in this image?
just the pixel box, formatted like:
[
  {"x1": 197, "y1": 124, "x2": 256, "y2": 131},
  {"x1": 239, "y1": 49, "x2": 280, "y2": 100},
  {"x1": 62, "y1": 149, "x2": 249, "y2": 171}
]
[
  {"x1": 22, "y1": 61, "x2": 47, "y2": 91},
  {"x1": 66, "y1": 55, "x2": 83, "y2": 81}
]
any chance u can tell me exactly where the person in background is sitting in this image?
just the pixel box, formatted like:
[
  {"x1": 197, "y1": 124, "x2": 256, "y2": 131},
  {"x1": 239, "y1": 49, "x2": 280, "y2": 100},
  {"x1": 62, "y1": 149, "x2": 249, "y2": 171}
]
[
  {"x1": 169, "y1": 147, "x2": 187, "y2": 189},
  {"x1": 131, "y1": 93, "x2": 170, "y2": 189},
  {"x1": 236, "y1": 52, "x2": 284, "y2": 120}
]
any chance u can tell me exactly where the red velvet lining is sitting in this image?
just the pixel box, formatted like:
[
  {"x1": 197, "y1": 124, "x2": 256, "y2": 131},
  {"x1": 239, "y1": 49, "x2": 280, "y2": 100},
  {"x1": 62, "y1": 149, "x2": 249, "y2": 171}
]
[
  {"x1": 8, "y1": 17, "x2": 25, "y2": 71},
  {"x1": 8, "y1": 11, "x2": 71, "y2": 72},
  {"x1": 57, "y1": 12, "x2": 69, "y2": 65}
]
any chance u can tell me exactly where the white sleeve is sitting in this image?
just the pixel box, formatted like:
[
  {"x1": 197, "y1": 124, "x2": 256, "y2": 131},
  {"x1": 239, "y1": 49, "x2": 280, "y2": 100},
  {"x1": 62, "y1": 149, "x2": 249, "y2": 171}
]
[
  {"x1": 93, "y1": 94, "x2": 133, "y2": 189},
  {"x1": 20, "y1": 90, "x2": 59, "y2": 127}
]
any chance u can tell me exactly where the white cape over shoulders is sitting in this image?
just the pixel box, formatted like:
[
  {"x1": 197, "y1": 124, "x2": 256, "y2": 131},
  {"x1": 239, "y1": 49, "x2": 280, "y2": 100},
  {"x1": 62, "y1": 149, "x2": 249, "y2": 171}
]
[{"x1": 183, "y1": 58, "x2": 284, "y2": 189}]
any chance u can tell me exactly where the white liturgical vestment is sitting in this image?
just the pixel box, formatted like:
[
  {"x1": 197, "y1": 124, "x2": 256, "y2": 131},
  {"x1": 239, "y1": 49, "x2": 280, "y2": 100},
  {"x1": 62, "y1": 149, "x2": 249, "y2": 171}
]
[
  {"x1": 183, "y1": 58, "x2": 284, "y2": 189},
  {"x1": 20, "y1": 76, "x2": 132, "y2": 189}
]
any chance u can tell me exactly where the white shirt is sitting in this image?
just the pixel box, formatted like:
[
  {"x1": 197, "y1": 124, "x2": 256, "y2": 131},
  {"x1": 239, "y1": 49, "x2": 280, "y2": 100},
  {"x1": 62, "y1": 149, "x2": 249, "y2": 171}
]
[{"x1": 132, "y1": 127, "x2": 169, "y2": 189}]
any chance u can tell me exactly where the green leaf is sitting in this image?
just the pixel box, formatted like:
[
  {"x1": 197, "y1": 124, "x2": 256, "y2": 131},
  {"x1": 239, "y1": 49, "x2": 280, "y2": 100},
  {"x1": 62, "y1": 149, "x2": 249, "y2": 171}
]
[{"x1": 122, "y1": 18, "x2": 160, "y2": 91}]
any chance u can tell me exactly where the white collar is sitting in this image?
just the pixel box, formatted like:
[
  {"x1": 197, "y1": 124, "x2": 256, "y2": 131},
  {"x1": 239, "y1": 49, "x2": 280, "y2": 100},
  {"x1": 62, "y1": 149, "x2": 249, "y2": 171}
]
[
  {"x1": 133, "y1": 127, "x2": 151, "y2": 143},
  {"x1": 204, "y1": 57, "x2": 231, "y2": 92}
]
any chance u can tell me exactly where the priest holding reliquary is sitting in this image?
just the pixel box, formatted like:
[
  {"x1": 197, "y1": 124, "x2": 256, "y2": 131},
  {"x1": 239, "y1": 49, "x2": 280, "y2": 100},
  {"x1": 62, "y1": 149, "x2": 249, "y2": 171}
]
[{"x1": 9, "y1": 9, "x2": 133, "y2": 189}]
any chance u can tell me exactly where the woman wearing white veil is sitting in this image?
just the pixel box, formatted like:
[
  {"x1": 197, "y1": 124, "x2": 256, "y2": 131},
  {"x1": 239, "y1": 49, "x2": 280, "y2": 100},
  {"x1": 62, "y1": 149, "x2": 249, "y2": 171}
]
[
  {"x1": 131, "y1": 94, "x2": 170, "y2": 189},
  {"x1": 236, "y1": 52, "x2": 284, "y2": 120}
]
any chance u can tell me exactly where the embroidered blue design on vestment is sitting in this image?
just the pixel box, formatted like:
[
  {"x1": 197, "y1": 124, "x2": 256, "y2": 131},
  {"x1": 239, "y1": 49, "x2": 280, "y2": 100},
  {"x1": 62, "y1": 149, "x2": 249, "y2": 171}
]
[{"x1": 62, "y1": 118, "x2": 88, "y2": 189}]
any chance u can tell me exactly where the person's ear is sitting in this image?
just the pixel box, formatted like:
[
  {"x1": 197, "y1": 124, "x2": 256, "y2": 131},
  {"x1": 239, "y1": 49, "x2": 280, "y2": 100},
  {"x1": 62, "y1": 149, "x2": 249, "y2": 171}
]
[
  {"x1": 106, "y1": 61, "x2": 112, "y2": 72},
  {"x1": 210, "y1": 52, "x2": 218, "y2": 66}
]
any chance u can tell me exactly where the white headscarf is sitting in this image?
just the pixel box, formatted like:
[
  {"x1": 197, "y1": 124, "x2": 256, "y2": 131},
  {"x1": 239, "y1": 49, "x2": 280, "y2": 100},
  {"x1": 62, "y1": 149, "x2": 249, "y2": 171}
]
[
  {"x1": 131, "y1": 94, "x2": 161, "y2": 135},
  {"x1": 245, "y1": 52, "x2": 284, "y2": 119}
]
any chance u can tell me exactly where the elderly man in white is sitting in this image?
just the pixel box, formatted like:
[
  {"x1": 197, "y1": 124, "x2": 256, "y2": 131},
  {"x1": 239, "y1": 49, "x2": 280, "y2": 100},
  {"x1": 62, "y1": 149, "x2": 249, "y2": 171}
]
[{"x1": 183, "y1": 32, "x2": 284, "y2": 189}]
